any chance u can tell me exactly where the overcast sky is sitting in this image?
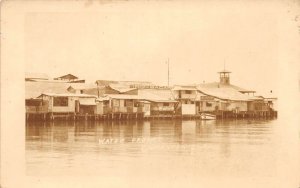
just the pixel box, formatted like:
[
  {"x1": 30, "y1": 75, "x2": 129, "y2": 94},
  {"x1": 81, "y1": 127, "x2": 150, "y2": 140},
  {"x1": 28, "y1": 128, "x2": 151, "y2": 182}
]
[{"x1": 23, "y1": 1, "x2": 293, "y2": 94}]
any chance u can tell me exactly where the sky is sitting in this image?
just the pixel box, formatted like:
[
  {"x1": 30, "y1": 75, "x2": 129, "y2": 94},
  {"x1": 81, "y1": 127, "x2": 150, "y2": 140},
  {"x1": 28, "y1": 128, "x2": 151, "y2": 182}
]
[{"x1": 23, "y1": 0, "x2": 293, "y2": 94}]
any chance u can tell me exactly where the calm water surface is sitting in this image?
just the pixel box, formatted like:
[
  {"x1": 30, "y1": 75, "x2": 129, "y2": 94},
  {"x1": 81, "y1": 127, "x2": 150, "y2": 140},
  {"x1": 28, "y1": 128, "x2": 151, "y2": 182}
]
[{"x1": 26, "y1": 119, "x2": 279, "y2": 178}]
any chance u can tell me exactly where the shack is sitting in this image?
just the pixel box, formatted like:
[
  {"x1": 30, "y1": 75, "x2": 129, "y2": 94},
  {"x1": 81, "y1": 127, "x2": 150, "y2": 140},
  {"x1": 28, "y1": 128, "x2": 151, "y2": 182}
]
[
  {"x1": 37, "y1": 93, "x2": 97, "y2": 114},
  {"x1": 138, "y1": 89, "x2": 178, "y2": 116},
  {"x1": 95, "y1": 94, "x2": 147, "y2": 119}
]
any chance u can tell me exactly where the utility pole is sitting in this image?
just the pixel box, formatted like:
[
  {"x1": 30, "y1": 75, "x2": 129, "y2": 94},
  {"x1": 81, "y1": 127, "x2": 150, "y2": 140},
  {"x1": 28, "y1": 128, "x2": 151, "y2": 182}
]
[{"x1": 167, "y1": 58, "x2": 170, "y2": 87}]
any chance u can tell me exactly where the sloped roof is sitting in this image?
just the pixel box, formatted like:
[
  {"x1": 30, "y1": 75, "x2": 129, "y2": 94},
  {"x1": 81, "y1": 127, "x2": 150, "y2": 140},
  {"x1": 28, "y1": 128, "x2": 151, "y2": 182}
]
[
  {"x1": 25, "y1": 82, "x2": 71, "y2": 99},
  {"x1": 25, "y1": 82, "x2": 96, "y2": 99},
  {"x1": 138, "y1": 89, "x2": 177, "y2": 102},
  {"x1": 197, "y1": 84, "x2": 259, "y2": 101},
  {"x1": 195, "y1": 92, "x2": 208, "y2": 101},
  {"x1": 67, "y1": 83, "x2": 97, "y2": 90},
  {"x1": 105, "y1": 94, "x2": 142, "y2": 100},
  {"x1": 55, "y1": 74, "x2": 78, "y2": 80},
  {"x1": 108, "y1": 84, "x2": 137, "y2": 93},
  {"x1": 198, "y1": 82, "x2": 250, "y2": 92},
  {"x1": 38, "y1": 93, "x2": 97, "y2": 98},
  {"x1": 255, "y1": 91, "x2": 277, "y2": 100},
  {"x1": 95, "y1": 80, "x2": 118, "y2": 86}
]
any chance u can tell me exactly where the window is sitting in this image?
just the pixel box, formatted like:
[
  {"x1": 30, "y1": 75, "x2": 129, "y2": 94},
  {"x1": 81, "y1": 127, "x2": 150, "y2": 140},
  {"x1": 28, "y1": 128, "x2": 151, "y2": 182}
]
[
  {"x1": 185, "y1": 90, "x2": 192, "y2": 94},
  {"x1": 206, "y1": 102, "x2": 212, "y2": 107},
  {"x1": 125, "y1": 100, "x2": 133, "y2": 107},
  {"x1": 163, "y1": 103, "x2": 169, "y2": 106},
  {"x1": 53, "y1": 97, "x2": 68, "y2": 106},
  {"x1": 113, "y1": 99, "x2": 120, "y2": 107}
]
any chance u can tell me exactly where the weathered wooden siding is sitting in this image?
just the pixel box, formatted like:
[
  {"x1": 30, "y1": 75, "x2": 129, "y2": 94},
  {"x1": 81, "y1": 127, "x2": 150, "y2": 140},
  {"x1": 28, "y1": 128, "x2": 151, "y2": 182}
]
[{"x1": 181, "y1": 104, "x2": 196, "y2": 115}]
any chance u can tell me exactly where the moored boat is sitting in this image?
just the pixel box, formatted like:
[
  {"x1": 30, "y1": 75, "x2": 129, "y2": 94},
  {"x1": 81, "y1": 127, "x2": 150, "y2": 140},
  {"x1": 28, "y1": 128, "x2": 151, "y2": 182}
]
[{"x1": 200, "y1": 113, "x2": 216, "y2": 120}]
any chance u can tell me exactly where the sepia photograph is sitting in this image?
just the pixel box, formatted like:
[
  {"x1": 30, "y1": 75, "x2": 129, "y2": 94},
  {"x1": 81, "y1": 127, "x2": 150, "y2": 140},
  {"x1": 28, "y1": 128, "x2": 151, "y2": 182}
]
[{"x1": 1, "y1": 0, "x2": 300, "y2": 188}]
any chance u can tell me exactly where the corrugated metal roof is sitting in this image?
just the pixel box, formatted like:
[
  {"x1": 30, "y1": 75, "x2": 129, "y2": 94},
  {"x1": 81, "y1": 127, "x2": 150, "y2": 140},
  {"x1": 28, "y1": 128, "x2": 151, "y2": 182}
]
[
  {"x1": 197, "y1": 82, "x2": 250, "y2": 92},
  {"x1": 197, "y1": 86, "x2": 257, "y2": 101},
  {"x1": 138, "y1": 89, "x2": 177, "y2": 102},
  {"x1": 25, "y1": 82, "x2": 70, "y2": 99}
]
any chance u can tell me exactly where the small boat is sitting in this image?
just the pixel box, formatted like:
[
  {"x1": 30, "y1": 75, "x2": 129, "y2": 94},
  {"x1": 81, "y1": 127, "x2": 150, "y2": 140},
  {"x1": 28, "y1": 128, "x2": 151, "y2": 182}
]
[{"x1": 200, "y1": 113, "x2": 216, "y2": 120}]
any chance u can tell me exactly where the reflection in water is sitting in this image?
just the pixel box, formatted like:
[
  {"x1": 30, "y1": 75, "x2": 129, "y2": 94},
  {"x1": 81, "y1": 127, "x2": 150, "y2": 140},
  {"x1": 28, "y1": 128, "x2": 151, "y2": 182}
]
[{"x1": 26, "y1": 119, "x2": 278, "y2": 177}]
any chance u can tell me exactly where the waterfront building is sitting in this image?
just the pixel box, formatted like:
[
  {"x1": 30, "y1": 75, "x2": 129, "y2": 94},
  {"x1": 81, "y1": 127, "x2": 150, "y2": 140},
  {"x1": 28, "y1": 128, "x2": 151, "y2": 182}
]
[
  {"x1": 25, "y1": 72, "x2": 50, "y2": 82},
  {"x1": 36, "y1": 93, "x2": 97, "y2": 114},
  {"x1": 25, "y1": 70, "x2": 277, "y2": 120},
  {"x1": 196, "y1": 69, "x2": 276, "y2": 116},
  {"x1": 138, "y1": 88, "x2": 178, "y2": 116},
  {"x1": 172, "y1": 85, "x2": 199, "y2": 115}
]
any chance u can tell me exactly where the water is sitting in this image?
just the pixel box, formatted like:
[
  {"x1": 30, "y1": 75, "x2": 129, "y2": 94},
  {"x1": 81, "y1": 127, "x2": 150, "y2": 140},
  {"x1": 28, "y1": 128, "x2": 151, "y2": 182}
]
[{"x1": 26, "y1": 119, "x2": 279, "y2": 179}]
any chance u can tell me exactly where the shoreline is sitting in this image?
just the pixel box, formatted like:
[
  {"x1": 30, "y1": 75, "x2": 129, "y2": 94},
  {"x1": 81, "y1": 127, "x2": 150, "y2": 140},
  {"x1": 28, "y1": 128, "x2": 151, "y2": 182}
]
[{"x1": 25, "y1": 111, "x2": 277, "y2": 122}]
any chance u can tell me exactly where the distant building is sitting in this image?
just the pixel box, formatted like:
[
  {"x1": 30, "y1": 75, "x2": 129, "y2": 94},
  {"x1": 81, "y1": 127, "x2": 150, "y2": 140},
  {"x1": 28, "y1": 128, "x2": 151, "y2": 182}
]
[
  {"x1": 54, "y1": 74, "x2": 85, "y2": 83},
  {"x1": 25, "y1": 72, "x2": 50, "y2": 81}
]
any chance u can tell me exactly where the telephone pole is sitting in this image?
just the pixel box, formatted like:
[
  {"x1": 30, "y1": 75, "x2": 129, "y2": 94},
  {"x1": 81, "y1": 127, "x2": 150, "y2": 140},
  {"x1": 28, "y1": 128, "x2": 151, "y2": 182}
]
[{"x1": 167, "y1": 58, "x2": 170, "y2": 87}]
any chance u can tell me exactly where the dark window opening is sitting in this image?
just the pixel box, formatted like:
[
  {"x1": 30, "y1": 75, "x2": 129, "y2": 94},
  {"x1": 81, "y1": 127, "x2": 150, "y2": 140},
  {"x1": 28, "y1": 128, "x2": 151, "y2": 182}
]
[
  {"x1": 53, "y1": 97, "x2": 68, "y2": 107},
  {"x1": 206, "y1": 102, "x2": 212, "y2": 107}
]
